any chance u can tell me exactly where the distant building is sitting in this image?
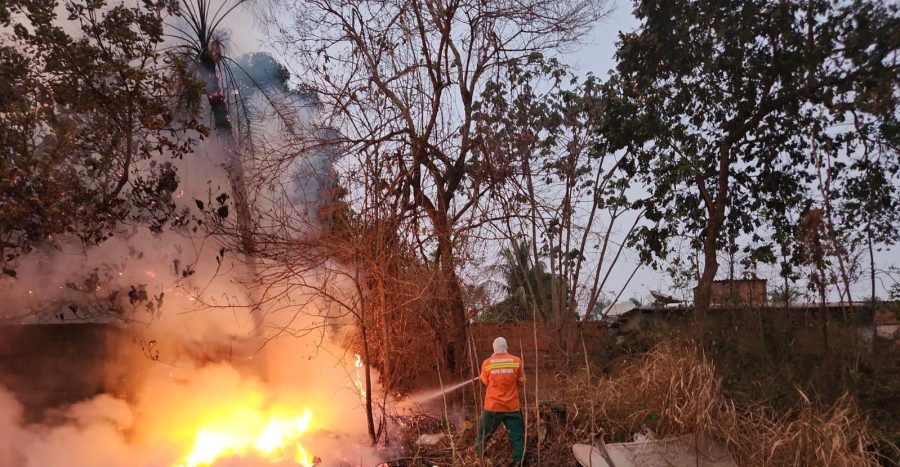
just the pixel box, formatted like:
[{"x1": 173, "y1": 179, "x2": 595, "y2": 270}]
[
  {"x1": 695, "y1": 278, "x2": 767, "y2": 306},
  {"x1": 875, "y1": 308, "x2": 900, "y2": 343}
]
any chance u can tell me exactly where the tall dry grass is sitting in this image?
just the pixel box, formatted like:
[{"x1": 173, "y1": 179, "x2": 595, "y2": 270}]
[
  {"x1": 552, "y1": 341, "x2": 882, "y2": 466},
  {"x1": 746, "y1": 393, "x2": 880, "y2": 466}
]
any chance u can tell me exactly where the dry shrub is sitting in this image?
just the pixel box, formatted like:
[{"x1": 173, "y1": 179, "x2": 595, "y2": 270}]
[
  {"x1": 591, "y1": 342, "x2": 725, "y2": 440},
  {"x1": 545, "y1": 341, "x2": 882, "y2": 467},
  {"x1": 322, "y1": 210, "x2": 460, "y2": 394},
  {"x1": 743, "y1": 393, "x2": 880, "y2": 466}
]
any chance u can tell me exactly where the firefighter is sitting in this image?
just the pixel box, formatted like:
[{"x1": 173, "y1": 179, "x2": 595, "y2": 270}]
[{"x1": 475, "y1": 336, "x2": 526, "y2": 465}]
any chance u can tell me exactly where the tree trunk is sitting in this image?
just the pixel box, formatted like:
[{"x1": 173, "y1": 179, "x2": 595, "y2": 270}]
[
  {"x1": 782, "y1": 250, "x2": 791, "y2": 307},
  {"x1": 695, "y1": 239, "x2": 720, "y2": 316},
  {"x1": 377, "y1": 282, "x2": 393, "y2": 390},
  {"x1": 695, "y1": 144, "x2": 731, "y2": 316},
  {"x1": 354, "y1": 269, "x2": 378, "y2": 445},
  {"x1": 817, "y1": 266, "x2": 830, "y2": 361},
  {"x1": 198, "y1": 59, "x2": 255, "y2": 254},
  {"x1": 198, "y1": 57, "x2": 263, "y2": 329},
  {"x1": 695, "y1": 198, "x2": 726, "y2": 316},
  {"x1": 868, "y1": 224, "x2": 876, "y2": 304},
  {"x1": 361, "y1": 320, "x2": 378, "y2": 445},
  {"x1": 434, "y1": 212, "x2": 468, "y2": 375}
]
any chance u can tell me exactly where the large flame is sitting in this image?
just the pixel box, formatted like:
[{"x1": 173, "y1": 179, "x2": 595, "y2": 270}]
[
  {"x1": 120, "y1": 347, "x2": 380, "y2": 467},
  {"x1": 180, "y1": 406, "x2": 317, "y2": 466},
  {"x1": 131, "y1": 364, "x2": 330, "y2": 467},
  {"x1": 181, "y1": 403, "x2": 316, "y2": 467}
]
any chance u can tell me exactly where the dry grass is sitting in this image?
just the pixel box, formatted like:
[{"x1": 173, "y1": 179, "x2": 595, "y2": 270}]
[
  {"x1": 405, "y1": 340, "x2": 885, "y2": 466},
  {"x1": 550, "y1": 341, "x2": 882, "y2": 466},
  {"x1": 745, "y1": 393, "x2": 881, "y2": 466},
  {"x1": 578, "y1": 342, "x2": 726, "y2": 441}
]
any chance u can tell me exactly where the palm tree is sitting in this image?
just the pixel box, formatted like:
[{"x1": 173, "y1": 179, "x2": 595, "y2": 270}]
[
  {"x1": 167, "y1": 1, "x2": 298, "y2": 331},
  {"x1": 168, "y1": 0, "x2": 255, "y2": 253},
  {"x1": 494, "y1": 242, "x2": 573, "y2": 322}
]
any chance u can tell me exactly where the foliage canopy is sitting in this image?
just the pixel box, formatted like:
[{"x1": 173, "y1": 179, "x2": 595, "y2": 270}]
[
  {"x1": 0, "y1": 0, "x2": 204, "y2": 270},
  {"x1": 607, "y1": 0, "x2": 899, "y2": 309}
]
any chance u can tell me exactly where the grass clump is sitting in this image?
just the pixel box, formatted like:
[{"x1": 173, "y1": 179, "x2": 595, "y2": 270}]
[{"x1": 551, "y1": 341, "x2": 883, "y2": 466}]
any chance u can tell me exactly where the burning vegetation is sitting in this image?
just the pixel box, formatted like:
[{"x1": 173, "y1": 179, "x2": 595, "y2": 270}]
[{"x1": 2, "y1": 0, "x2": 899, "y2": 466}]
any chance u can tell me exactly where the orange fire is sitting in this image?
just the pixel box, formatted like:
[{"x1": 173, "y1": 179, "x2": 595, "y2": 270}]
[
  {"x1": 178, "y1": 405, "x2": 318, "y2": 466},
  {"x1": 130, "y1": 362, "x2": 363, "y2": 466}
]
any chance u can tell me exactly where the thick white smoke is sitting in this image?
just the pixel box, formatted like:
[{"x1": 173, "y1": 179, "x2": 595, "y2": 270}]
[
  {"x1": 0, "y1": 136, "x2": 379, "y2": 464},
  {"x1": 0, "y1": 136, "x2": 380, "y2": 465},
  {"x1": 0, "y1": 2, "x2": 387, "y2": 464}
]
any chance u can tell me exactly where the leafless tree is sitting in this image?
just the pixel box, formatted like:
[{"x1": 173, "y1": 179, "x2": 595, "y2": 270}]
[
  {"x1": 476, "y1": 63, "x2": 642, "y2": 338},
  {"x1": 264, "y1": 0, "x2": 611, "y2": 372}
]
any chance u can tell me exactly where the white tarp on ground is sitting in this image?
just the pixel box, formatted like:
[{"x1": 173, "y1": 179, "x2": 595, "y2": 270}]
[{"x1": 572, "y1": 434, "x2": 737, "y2": 467}]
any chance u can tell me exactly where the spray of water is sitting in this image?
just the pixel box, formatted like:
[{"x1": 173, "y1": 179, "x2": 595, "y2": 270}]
[{"x1": 405, "y1": 377, "x2": 479, "y2": 405}]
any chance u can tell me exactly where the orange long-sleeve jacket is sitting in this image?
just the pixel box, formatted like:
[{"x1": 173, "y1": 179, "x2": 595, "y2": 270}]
[{"x1": 479, "y1": 352, "x2": 525, "y2": 412}]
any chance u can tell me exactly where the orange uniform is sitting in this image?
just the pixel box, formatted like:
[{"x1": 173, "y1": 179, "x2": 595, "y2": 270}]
[{"x1": 479, "y1": 352, "x2": 525, "y2": 412}]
